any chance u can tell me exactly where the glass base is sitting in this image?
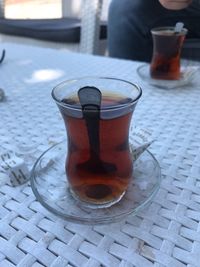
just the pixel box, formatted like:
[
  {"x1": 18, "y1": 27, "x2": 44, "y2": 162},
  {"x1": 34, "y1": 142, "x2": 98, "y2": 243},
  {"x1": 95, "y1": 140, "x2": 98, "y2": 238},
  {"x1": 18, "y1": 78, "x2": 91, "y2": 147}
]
[
  {"x1": 70, "y1": 187, "x2": 126, "y2": 209},
  {"x1": 30, "y1": 141, "x2": 161, "y2": 224}
]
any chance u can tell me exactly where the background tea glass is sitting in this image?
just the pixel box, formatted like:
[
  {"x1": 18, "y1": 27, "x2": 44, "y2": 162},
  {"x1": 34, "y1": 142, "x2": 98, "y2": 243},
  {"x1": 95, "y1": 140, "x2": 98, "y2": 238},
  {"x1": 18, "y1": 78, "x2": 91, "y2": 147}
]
[
  {"x1": 150, "y1": 26, "x2": 187, "y2": 80},
  {"x1": 52, "y1": 77, "x2": 142, "y2": 208}
]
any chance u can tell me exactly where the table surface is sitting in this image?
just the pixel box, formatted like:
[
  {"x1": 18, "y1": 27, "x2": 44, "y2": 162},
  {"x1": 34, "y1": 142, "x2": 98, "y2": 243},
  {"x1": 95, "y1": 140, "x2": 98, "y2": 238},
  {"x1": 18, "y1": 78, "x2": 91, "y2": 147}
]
[{"x1": 0, "y1": 43, "x2": 200, "y2": 267}]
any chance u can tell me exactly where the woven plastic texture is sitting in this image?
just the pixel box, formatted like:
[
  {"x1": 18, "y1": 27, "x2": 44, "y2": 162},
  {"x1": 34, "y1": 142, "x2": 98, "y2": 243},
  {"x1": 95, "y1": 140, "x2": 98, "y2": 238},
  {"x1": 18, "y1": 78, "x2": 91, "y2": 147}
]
[
  {"x1": 80, "y1": 0, "x2": 103, "y2": 54},
  {"x1": 0, "y1": 43, "x2": 200, "y2": 267},
  {"x1": 0, "y1": 0, "x2": 4, "y2": 18}
]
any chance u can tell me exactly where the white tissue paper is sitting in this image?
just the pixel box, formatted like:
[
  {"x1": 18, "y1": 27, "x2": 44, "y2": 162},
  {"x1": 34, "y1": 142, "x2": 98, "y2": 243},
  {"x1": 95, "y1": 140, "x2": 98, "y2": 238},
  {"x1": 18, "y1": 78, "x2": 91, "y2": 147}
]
[
  {"x1": 130, "y1": 126, "x2": 154, "y2": 161},
  {"x1": 0, "y1": 152, "x2": 29, "y2": 186}
]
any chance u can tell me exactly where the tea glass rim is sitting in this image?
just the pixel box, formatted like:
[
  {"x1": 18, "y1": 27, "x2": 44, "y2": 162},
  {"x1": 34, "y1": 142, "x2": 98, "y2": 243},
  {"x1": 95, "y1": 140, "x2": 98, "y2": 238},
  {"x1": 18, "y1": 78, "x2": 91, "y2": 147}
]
[
  {"x1": 51, "y1": 76, "x2": 142, "y2": 112},
  {"x1": 151, "y1": 26, "x2": 188, "y2": 36}
]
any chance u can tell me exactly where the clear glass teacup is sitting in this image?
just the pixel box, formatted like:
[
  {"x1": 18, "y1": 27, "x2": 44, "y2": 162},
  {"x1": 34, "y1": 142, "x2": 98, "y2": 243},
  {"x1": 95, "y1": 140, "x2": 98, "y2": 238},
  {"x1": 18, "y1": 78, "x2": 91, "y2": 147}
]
[
  {"x1": 52, "y1": 77, "x2": 142, "y2": 208},
  {"x1": 150, "y1": 26, "x2": 187, "y2": 80}
]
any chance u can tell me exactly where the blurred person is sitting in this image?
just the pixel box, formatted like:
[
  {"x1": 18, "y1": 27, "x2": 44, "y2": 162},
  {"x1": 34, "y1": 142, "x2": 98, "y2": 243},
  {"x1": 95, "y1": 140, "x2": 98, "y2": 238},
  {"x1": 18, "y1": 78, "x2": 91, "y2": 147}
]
[{"x1": 108, "y1": 0, "x2": 200, "y2": 62}]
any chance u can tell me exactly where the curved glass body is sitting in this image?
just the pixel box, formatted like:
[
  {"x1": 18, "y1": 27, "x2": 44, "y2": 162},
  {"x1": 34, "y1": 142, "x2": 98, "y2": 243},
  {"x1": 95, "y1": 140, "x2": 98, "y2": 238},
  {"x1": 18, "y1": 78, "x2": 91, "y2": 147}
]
[
  {"x1": 52, "y1": 77, "x2": 142, "y2": 208},
  {"x1": 150, "y1": 27, "x2": 187, "y2": 80}
]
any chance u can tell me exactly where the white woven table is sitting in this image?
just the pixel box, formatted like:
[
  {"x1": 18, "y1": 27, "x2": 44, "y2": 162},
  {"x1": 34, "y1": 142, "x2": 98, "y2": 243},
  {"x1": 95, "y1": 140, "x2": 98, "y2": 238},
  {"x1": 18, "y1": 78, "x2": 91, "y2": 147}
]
[{"x1": 0, "y1": 43, "x2": 200, "y2": 267}]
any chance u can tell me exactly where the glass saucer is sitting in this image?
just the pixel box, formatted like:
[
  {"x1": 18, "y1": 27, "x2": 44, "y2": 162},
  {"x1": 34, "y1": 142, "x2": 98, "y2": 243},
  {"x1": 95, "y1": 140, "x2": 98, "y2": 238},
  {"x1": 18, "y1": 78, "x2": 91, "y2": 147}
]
[
  {"x1": 137, "y1": 63, "x2": 198, "y2": 89},
  {"x1": 30, "y1": 141, "x2": 161, "y2": 225}
]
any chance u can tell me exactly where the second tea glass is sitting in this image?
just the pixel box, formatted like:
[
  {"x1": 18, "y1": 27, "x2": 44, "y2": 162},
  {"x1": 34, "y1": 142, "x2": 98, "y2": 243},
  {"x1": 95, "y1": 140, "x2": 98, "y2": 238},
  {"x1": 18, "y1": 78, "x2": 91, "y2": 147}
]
[{"x1": 150, "y1": 26, "x2": 187, "y2": 80}]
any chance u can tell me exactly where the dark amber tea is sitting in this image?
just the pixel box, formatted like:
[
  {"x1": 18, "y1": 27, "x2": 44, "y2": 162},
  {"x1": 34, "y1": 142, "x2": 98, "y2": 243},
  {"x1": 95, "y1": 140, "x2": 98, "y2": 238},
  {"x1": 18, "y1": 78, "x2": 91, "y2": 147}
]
[
  {"x1": 61, "y1": 94, "x2": 133, "y2": 205},
  {"x1": 150, "y1": 27, "x2": 187, "y2": 80},
  {"x1": 52, "y1": 77, "x2": 142, "y2": 208}
]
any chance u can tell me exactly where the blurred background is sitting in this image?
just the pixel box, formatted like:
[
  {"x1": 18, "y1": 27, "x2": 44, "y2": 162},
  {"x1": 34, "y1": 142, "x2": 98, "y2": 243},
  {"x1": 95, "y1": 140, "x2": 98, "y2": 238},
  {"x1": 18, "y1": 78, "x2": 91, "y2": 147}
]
[
  {"x1": 1, "y1": 0, "x2": 110, "y2": 54},
  {"x1": 5, "y1": 0, "x2": 81, "y2": 19}
]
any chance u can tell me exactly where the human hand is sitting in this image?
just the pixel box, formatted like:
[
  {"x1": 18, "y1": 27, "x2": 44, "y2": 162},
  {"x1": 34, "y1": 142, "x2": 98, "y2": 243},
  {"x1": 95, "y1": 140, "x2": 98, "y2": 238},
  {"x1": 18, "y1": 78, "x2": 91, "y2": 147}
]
[{"x1": 159, "y1": 0, "x2": 192, "y2": 10}]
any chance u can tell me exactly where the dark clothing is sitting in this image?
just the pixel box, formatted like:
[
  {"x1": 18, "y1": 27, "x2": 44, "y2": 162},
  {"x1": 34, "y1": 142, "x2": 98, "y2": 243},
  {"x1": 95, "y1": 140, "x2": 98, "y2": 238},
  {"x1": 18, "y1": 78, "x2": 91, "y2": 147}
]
[{"x1": 108, "y1": 0, "x2": 200, "y2": 62}]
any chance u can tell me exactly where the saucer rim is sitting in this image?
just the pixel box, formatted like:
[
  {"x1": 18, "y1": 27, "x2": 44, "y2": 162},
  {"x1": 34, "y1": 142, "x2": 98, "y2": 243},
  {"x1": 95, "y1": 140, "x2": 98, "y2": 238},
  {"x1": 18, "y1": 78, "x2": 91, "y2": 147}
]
[
  {"x1": 30, "y1": 141, "x2": 161, "y2": 224},
  {"x1": 136, "y1": 63, "x2": 195, "y2": 89}
]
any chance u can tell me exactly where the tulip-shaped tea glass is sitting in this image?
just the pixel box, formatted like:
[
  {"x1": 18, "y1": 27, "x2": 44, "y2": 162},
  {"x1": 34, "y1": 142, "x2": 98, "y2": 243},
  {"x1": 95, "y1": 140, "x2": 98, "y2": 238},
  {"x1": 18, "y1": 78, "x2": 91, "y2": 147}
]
[
  {"x1": 52, "y1": 77, "x2": 142, "y2": 208},
  {"x1": 150, "y1": 26, "x2": 187, "y2": 80}
]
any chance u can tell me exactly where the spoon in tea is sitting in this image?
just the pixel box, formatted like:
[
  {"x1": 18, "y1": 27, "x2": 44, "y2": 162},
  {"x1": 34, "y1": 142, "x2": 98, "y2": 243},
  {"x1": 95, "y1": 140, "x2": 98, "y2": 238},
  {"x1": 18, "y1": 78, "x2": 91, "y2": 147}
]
[
  {"x1": 78, "y1": 86, "x2": 116, "y2": 174},
  {"x1": 174, "y1": 22, "x2": 184, "y2": 34}
]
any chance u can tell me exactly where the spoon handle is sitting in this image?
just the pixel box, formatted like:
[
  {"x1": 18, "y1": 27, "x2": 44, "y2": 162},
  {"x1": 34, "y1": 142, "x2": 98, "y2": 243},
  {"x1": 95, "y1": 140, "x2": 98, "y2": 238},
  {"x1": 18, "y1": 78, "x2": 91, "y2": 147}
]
[
  {"x1": 83, "y1": 106, "x2": 100, "y2": 157},
  {"x1": 78, "y1": 86, "x2": 102, "y2": 158},
  {"x1": 174, "y1": 22, "x2": 184, "y2": 34}
]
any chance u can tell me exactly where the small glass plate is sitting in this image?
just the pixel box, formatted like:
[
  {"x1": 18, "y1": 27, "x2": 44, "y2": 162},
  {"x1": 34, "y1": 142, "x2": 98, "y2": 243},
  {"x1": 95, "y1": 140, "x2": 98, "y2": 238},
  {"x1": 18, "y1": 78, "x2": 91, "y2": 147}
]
[
  {"x1": 137, "y1": 63, "x2": 198, "y2": 89},
  {"x1": 30, "y1": 141, "x2": 161, "y2": 224}
]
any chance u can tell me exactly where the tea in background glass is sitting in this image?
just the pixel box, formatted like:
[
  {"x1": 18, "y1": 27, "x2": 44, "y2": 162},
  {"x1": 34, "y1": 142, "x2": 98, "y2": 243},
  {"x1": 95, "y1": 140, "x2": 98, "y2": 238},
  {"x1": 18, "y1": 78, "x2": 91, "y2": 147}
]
[
  {"x1": 150, "y1": 26, "x2": 187, "y2": 80},
  {"x1": 52, "y1": 77, "x2": 142, "y2": 208}
]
